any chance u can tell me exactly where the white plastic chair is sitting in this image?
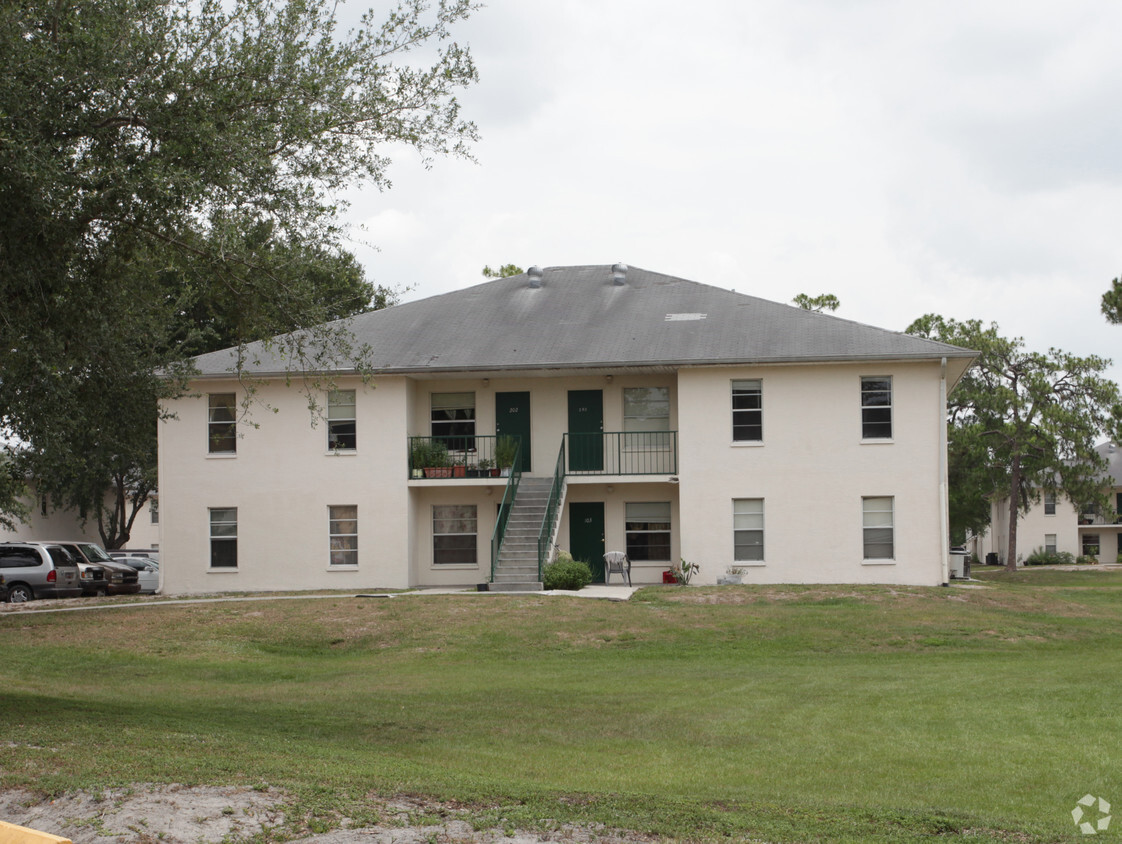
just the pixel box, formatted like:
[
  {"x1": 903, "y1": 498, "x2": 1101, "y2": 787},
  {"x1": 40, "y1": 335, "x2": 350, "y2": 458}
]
[{"x1": 604, "y1": 551, "x2": 631, "y2": 586}]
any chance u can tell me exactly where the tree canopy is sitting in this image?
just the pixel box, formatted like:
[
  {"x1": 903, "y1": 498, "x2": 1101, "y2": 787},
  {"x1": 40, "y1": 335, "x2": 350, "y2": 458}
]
[
  {"x1": 792, "y1": 293, "x2": 840, "y2": 313},
  {"x1": 1103, "y1": 276, "x2": 1122, "y2": 324},
  {"x1": 482, "y1": 264, "x2": 524, "y2": 279},
  {"x1": 0, "y1": 0, "x2": 479, "y2": 544},
  {"x1": 907, "y1": 315, "x2": 1120, "y2": 567}
]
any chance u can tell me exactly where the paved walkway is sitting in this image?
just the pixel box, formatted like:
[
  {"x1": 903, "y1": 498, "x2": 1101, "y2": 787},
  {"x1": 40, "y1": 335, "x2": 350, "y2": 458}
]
[{"x1": 0, "y1": 584, "x2": 641, "y2": 615}]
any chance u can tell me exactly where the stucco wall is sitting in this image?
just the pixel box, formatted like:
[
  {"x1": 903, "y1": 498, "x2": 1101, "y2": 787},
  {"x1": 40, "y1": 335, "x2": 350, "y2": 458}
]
[
  {"x1": 676, "y1": 362, "x2": 947, "y2": 585},
  {"x1": 158, "y1": 376, "x2": 411, "y2": 594}
]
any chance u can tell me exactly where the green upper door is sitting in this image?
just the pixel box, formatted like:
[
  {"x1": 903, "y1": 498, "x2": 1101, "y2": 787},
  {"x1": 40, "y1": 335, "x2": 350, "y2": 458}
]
[
  {"x1": 495, "y1": 391, "x2": 531, "y2": 473},
  {"x1": 568, "y1": 390, "x2": 603, "y2": 472}
]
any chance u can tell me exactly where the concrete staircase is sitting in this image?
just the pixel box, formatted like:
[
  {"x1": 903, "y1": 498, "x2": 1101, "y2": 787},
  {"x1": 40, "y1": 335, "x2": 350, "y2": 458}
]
[{"x1": 488, "y1": 477, "x2": 556, "y2": 592}]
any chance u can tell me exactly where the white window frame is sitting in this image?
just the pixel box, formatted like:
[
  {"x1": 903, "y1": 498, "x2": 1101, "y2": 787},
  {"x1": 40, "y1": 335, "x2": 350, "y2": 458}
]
[
  {"x1": 207, "y1": 393, "x2": 237, "y2": 454},
  {"x1": 862, "y1": 496, "x2": 894, "y2": 562},
  {"x1": 327, "y1": 390, "x2": 357, "y2": 452},
  {"x1": 432, "y1": 504, "x2": 478, "y2": 566},
  {"x1": 209, "y1": 507, "x2": 238, "y2": 569},
  {"x1": 1044, "y1": 492, "x2": 1056, "y2": 515},
  {"x1": 1044, "y1": 533, "x2": 1057, "y2": 554},
  {"x1": 328, "y1": 505, "x2": 358, "y2": 567},
  {"x1": 733, "y1": 498, "x2": 764, "y2": 563},
  {"x1": 731, "y1": 379, "x2": 762, "y2": 443},
  {"x1": 860, "y1": 377, "x2": 892, "y2": 441}
]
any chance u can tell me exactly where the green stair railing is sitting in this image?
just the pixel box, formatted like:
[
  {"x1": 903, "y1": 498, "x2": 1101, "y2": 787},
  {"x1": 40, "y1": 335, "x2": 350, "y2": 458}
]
[
  {"x1": 489, "y1": 439, "x2": 523, "y2": 582},
  {"x1": 537, "y1": 440, "x2": 567, "y2": 579}
]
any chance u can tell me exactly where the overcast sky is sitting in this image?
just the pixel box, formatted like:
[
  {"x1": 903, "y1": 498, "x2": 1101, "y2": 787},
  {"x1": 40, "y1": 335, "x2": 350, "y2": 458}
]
[{"x1": 339, "y1": 0, "x2": 1122, "y2": 384}]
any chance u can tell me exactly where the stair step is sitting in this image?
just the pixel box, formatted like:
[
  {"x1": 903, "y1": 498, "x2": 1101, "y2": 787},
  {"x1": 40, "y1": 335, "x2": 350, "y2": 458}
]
[{"x1": 486, "y1": 582, "x2": 543, "y2": 592}]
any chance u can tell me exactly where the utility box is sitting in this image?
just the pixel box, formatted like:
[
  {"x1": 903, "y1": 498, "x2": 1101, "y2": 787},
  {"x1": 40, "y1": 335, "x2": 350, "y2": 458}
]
[{"x1": 949, "y1": 546, "x2": 970, "y2": 579}]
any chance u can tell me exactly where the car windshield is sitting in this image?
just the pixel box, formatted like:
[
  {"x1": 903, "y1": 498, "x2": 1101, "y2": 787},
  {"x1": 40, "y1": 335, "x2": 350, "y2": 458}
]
[{"x1": 78, "y1": 543, "x2": 113, "y2": 562}]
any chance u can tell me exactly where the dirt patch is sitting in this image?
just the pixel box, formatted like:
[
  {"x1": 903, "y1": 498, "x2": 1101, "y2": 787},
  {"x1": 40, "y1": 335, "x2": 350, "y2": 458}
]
[
  {"x1": 0, "y1": 785, "x2": 285, "y2": 842},
  {"x1": 0, "y1": 787, "x2": 655, "y2": 844}
]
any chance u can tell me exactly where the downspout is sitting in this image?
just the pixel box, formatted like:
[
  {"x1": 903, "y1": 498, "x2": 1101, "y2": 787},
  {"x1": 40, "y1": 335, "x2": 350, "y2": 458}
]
[{"x1": 939, "y1": 357, "x2": 950, "y2": 584}]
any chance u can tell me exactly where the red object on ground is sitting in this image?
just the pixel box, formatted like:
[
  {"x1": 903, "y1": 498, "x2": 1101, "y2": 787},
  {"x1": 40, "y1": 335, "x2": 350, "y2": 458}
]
[{"x1": 662, "y1": 570, "x2": 677, "y2": 584}]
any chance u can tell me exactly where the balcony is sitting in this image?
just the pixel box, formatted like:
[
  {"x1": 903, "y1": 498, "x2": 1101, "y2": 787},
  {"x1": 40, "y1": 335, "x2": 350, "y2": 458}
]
[
  {"x1": 408, "y1": 435, "x2": 521, "y2": 479},
  {"x1": 564, "y1": 431, "x2": 677, "y2": 476},
  {"x1": 408, "y1": 432, "x2": 678, "y2": 479}
]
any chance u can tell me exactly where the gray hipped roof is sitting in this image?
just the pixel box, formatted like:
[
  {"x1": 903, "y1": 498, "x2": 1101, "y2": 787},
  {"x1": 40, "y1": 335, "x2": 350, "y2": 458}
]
[{"x1": 192, "y1": 264, "x2": 976, "y2": 380}]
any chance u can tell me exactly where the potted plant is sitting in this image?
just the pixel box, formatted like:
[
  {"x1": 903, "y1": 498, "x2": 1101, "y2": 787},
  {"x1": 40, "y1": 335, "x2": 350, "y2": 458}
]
[
  {"x1": 412, "y1": 440, "x2": 451, "y2": 478},
  {"x1": 495, "y1": 435, "x2": 519, "y2": 477},
  {"x1": 718, "y1": 565, "x2": 747, "y2": 585},
  {"x1": 468, "y1": 458, "x2": 493, "y2": 479}
]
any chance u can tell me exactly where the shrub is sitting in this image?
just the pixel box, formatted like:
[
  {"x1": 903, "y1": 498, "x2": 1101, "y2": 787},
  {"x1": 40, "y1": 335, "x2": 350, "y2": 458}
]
[
  {"x1": 1024, "y1": 547, "x2": 1075, "y2": 566},
  {"x1": 543, "y1": 553, "x2": 593, "y2": 590}
]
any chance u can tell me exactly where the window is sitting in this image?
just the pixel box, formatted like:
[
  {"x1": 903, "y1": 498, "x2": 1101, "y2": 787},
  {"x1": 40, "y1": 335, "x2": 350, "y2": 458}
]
[
  {"x1": 733, "y1": 499, "x2": 764, "y2": 561},
  {"x1": 329, "y1": 505, "x2": 358, "y2": 566},
  {"x1": 626, "y1": 502, "x2": 671, "y2": 561},
  {"x1": 327, "y1": 390, "x2": 357, "y2": 451},
  {"x1": 732, "y1": 380, "x2": 762, "y2": 442},
  {"x1": 623, "y1": 387, "x2": 671, "y2": 461},
  {"x1": 860, "y1": 377, "x2": 892, "y2": 439},
  {"x1": 431, "y1": 393, "x2": 475, "y2": 451},
  {"x1": 150, "y1": 497, "x2": 159, "y2": 525},
  {"x1": 433, "y1": 504, "x2": 477, "y2": 565},
  {"x1": 1082, "y1": 534, "x2": 1100, "y2": 558},
  {"x1": 1044, "y1": 492, "x2": 1056, "y2": 515},
  {"x1": 208, "y1": 393, "x2": 237, "y2": 454},
  {"x1": 623, "y1": 387, "x2": 669, "y2": 432},
  {"x1": 1045, "y1": 534, "x2": 1057, "y2": 554},
  {"x1": 862, "y1": 497, "x2": 894, "y2": 560},
  {"x1": 209, "y1": 508, "x2": 238, "y2": 568}
]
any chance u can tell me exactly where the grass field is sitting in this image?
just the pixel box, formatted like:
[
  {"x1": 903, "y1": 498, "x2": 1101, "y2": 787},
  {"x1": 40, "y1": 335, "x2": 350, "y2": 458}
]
[{"x1": 2, "y1": 570, "x2": 1121, "y2": 842}]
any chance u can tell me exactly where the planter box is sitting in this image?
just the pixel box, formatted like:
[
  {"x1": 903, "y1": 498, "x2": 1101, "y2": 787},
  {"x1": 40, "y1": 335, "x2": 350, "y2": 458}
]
[
  {"x1": 452, "y1": 465, "x2": 467, "y2": 478},
  {"x1": 423, "y1": 467, "x2": 453, "y2": 478}
]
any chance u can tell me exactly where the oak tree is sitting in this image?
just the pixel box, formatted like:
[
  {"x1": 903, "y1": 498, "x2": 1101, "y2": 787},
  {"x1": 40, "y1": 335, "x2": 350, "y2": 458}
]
[{"x1": 907, "y1": 315, "x2": 1120, "y2": 568}]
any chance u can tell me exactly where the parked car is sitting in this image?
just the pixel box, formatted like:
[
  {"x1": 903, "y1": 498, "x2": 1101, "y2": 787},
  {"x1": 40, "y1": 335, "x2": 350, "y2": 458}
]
[
  {"x1": 47, "y1": 542, "x2": 141, "y2": 596},
  {"x1": 109, "y1": 548, "x2": 160, "y2": 564},
  {"x1": 76, "y1": 561, "x2": 109, "y2": 597},
  {"x1": 114, "y1": 556, "x2": 159, "y2": 594},
  {"x1": 0, "y1": 542, "x2": 83, "y2": 602}
]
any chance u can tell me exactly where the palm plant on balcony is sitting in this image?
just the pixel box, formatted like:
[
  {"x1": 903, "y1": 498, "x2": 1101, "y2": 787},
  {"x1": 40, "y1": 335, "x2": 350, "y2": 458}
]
[{"x1": 495, "y1": 435, "x2": 519, "y2": 476}]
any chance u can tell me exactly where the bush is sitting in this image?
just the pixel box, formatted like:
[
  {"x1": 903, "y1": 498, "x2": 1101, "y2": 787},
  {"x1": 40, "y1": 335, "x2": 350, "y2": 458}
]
[
  {"x1": 543, "y1": 552, "x2": 593, "y2": 590},
  {"x1": 1024, "y1": 547, "x2": 1075, "y2": 566}
]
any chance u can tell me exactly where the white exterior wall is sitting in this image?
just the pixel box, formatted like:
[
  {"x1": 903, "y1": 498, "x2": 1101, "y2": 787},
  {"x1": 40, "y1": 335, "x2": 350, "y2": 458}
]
[
  {"x1": 158, "y1": 376, "x2": 412, "y2": 594},
  {"x1": 676, "y1": 362, "x2": 947, "y2": 585},
  {"x1": 158, "y1": 361, "x2": 951, "y2": 593}
]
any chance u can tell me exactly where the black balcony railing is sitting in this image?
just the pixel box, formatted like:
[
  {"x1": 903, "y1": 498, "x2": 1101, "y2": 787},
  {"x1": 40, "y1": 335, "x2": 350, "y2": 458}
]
[{"x1": 564, "y1": 431, "x2": 678, "y2": 475}]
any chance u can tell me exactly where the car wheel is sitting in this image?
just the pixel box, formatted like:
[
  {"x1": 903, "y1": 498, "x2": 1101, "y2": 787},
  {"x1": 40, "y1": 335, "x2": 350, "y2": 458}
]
[{"x1": 7, "y1": 584, "x2": 33, "y2": 603}]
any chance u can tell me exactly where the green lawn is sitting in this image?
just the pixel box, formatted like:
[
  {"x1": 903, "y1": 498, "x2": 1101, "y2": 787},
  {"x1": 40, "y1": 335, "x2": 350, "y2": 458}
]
[{"x1": 2, "y1": 574, "x2": 1121, "y2": 842}]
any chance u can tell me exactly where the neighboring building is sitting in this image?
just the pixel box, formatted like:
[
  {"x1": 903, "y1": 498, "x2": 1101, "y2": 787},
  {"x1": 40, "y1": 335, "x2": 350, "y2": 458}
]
[
  {"x1": 157, "y1": 264, "x2": 975, "y2": 594},
  {"x1": 980, "y1": 442, "x2": 1122, "y2": 565},
  {"x1": 0, "y1": 484, "x2": 160, "y2": 549}
]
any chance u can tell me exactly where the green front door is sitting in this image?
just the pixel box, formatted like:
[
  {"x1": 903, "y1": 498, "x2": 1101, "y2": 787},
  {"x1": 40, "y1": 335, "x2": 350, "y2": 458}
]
[
  {"x1": 568, "y1": 389, "x2": 603, "y2": 472},
  {"x1": 496, "y1": 391, "x2": 531, "y2": 473},
  {"x1": 569, "y1": 501, "x2": 605, "y2": 582}
]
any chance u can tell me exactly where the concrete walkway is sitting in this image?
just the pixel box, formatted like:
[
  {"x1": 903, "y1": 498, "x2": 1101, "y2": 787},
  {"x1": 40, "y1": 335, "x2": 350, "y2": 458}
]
[{"x1": 0, "y1": 584, "x2": 641, "y2": 615}]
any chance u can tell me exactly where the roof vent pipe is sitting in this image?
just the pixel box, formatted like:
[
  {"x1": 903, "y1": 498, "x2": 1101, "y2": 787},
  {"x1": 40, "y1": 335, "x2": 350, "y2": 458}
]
[
  {"x1": 528, "y1": 266, "x2": 543, "y2": 288},
  {"x1": 612, "y1": 262, "x2": 628, "y2": 286}
]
